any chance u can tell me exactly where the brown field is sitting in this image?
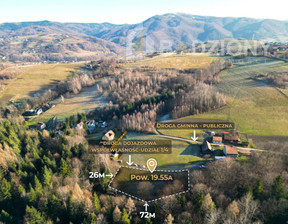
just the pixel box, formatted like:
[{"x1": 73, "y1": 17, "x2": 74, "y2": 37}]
[
  {"x1": 123, "y1": 53, "x2": 217, "y2": 70},
  {"x1": 0, "y1": 63, "x2": 82, "y2": 102}
]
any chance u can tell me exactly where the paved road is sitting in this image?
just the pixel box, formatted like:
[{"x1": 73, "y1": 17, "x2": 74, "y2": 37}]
[{"x1": 155, "y1": 133, "x2": 200, "y2": 144}]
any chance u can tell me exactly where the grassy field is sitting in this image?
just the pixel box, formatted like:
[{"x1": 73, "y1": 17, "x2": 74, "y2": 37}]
[
  {"x1": 117, "y1": 133, "x2": 205, "y2": 169},
  {"x1": 0, "y1": 63, "x2": 82, "y2": 102},
  {"x1": 30, "y1": 83, "x2": 108, "y2": 124},
  {"x1": 110, "y1": 167, "x2": 188, "y2": 201},
  {"x1": 123, "y1": 53, "x2": 217, "y2": 70},
  {"x1": 186, "y1": 57, "x2": 288, "y2": 136}
]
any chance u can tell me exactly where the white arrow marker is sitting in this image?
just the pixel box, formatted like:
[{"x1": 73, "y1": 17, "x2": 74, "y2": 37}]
[
  {"x1": 144, "y1": 202, "x2": 149, "y2": 211},
  {"x1": 126, "y1": 155, "x2": 134, "y2": 166},
  {"x1": 106, "y1": 173, "x2": 114, "y2": 178},
  {"x1": 191, "y1": 130, "x2": 198, "y2": 142}
]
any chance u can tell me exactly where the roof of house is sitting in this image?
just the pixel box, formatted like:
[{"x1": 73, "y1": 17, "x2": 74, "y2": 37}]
[
  {"x1": 213, "y1": 136, "x2": 222, "y2": 142},
  {"x1": 230, "y1": 136, "x2": 240, "y2": 141},
  {"x1": 224, "y1": 135, "x2": 240, "y2": 141},
  {"x1": 224, "y1": 146, "x2": 238, "y2": 155},
  {"x1": 224, "y1": 135, "x2": 231, "y2": 140},
  {"x1": 223, "y1": 132, "x2": 230, "y2": 135}
]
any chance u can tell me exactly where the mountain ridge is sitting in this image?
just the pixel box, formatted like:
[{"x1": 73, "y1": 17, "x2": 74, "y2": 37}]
[{"x1": 1, "y1": 13, "x2": 288, "y2": 61}]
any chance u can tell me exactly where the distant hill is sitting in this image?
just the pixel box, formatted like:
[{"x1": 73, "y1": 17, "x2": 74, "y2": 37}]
[
  {"x1": 0, "y1": 22, "x2": 124, "y2": 62},
  {"x1": 1, "y1": 13, "x2": 288, "y2": 61},
  {"x1": 94, "y1": 13, "x2": 288, "y2": 51}
]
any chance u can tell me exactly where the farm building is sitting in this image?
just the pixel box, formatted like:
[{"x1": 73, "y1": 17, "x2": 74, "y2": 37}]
[
  {"x1": 73, "y1": 122, "x2": 84, "y2": 129},
  {"x1": 23, "y1": 108, "x2": 42, "y2": 116},
  {"x1": 202, "y1": 140, "x2": 213, "y2": 153},
  {"x1": 212, "y1": 136, "x2": 222, "y2": 144},
  {"x1": 206, "y1": 131, "x2": 215, "y2": 137},
  {"x1": 86, "y1": 120, "x2": 96, "y2": 132},
  {"x1": 223, "y1": 132, "x2": 240, "y2": 144},
  {"x1": 224, "y1": 146, "x2": 238, "y2": 158}
]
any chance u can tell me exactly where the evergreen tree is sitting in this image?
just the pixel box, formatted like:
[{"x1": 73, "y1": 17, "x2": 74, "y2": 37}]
[
  {"x1": 253, "y1": 179, "x2": 263, "y2": 200},
  {"x1": 18, "y1": 184, "x2": 26, "y2": 196},
  {"x1": 182, "y1": 195, "x2": 187, "y2": 207},
  {"x1": 59, "y1": 158, "x2": 70, "y2": 177},
  {"x1": 107, "y1": 196, "x2": 113, "y2": 211},
  {"x1": 272, "y1": 175, "x2": 286, "y2": 200},
  {"x1": 177, "y1": 194, "x2": 182, "y2": 205},
  {"x1": 143, "y1": 218, "x2": 153, "y2": 224},
  {"x1": 28, "y1": 184, "x2": 38, "y2": 206},
  {"x1": 24, "y1": 206, "x2": 45, "y2": 224},
  {"x1": 101, "y1": 169, "x2": 110, "y2": 190},
  {"x1": 46, "y1": 194, "x2": 61, "y2": 222},
  {"x1": 152, "y1": 200, "x2": 159, "y2": 217},
  {"x1": 120, "y1": 208, "x2": 130, "y2": 224},
  {"x1": 0, "y1": 210, "x2": 13, "y2": 224},
  {"x1": 87, "y1": 213, "x2": 96, "y2": 224},
  {"x1": 177, "y1": 195, "x2": 187, "y2": 208},
  {"x1": 67, "y1": 191, "x2": 75, "y2": 220},
  {"x1": 34, "y1": 176, "x2": 43, "y2": 196},
  {"x1": 0, "y1": 178, "x2": 12, "y2": 200},
  {"x1": 42, "y1": 166, "x2": 53, "y2": 188},
  {"x1": 93, "y1": 192, "x2": 101, "y2": 214},
  {"x1": 195, "y1": 192, "x2": 205, "y2": 209}
]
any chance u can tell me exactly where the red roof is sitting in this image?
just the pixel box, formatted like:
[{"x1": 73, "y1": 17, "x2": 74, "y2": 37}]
[
  {"x1": 225, "y1": 146, "x2": 238, "y2": 155},
  {"x1": 213, "y1": 136, "x2": 222, "y2": 142},
  {"x1": 230, "y1": 136, "x2": 240, "y2": 141},
  {"x1": 223, "y1": 132, "x2": 230, "y2": 135}
]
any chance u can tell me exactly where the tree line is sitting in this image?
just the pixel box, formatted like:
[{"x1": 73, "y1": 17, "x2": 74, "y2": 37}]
[
  {"x1": 0, "y1": 118, "x2": 287, "y2": 223},
  {"x1": 93, "y1": 59, "x2": 231, "y2": 131}
]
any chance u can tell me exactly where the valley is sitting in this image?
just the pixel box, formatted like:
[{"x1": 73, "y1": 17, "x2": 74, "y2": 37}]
[{"x1": 0, "y1": 9, "x2": 288, "y2": 224}]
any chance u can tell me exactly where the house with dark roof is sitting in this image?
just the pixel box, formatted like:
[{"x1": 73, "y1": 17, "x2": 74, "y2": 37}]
[
  {"x1": 86, "y1": 120, "x2": 96, "y2": 133},
  {"x1": 224, "y1": 146, "x2": 238, "y2": 158},
  {"x1": 223, "y1": 132, "x2": 240, "y2": 144}
]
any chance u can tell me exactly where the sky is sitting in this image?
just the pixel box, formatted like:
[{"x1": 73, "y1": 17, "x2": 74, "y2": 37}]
[{"x1": 0, "y1": 0, "x2": 287, "y2": 24}]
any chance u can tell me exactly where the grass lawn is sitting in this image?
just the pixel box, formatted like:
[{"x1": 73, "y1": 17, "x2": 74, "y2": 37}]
[
  {"x1": 117, "y1": 133, "x2": 205, "y2": 169},
  {"x1": 156, "y1": 129, "x2": 204, "y2": 140},
  {"x1": 30, "y1": 83, "x2": 109, "y2": 124},
  {"x1": 0, "y1": 63, "x2": 82, "y2": 102},
  {"x1": 123, "y1": 53, "x2": 217, "y2": 70},
  {"x1": 188, "y1": 57, "x2": 288, "y2": 136}
]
